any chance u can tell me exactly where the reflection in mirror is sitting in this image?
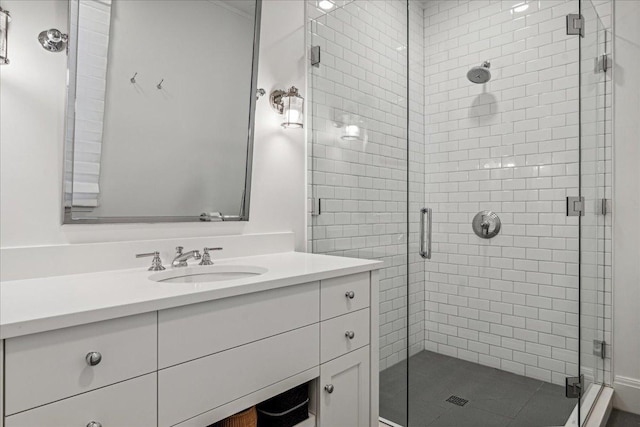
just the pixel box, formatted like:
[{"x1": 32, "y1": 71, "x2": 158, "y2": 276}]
[{"x1": 63, "y1": 0, "x2": 261, "y2": 223}]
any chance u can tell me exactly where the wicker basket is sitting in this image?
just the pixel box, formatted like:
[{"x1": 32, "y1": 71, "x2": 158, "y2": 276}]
[{"x1": 218, "y1": 406, "x2": 258, "y2": 427}]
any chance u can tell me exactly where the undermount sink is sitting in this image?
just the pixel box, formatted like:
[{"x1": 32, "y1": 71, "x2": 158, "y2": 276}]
[{"x1": 149, "y1": 265, "x2": 268, "y2": 284}]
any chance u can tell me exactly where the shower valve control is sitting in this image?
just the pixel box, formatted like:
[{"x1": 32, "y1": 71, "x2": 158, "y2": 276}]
[{"x1": 472, "y1": 211, "x2": 501, "y2": 239}]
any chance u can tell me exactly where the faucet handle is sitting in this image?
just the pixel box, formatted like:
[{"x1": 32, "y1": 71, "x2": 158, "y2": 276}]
[
  {"x1": 199, "y1": 247, "x2": 223, "y2": 266},
  {"x1": 175, "y1": 246, "x2": 184, "y2": 255},
  {"x1": 136, "y1": 251, "x2": 166, "y2": 271}
]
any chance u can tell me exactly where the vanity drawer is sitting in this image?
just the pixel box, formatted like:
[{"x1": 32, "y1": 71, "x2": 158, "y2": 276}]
[
  {"x1": 4, "y1": 373, "x2": 157, "y2": 427},
  {"x1": 4, "y1": 312, "x2": 157, "y2": 415},
  {"x1": 320, "y1": 272, "x2": 370, "y2": 320},
  {"x1": 159, "y1": 281, "x2": 319, "y2": 367},
  {"x1": 320, "y1": 308, "x2": 370, "y2": 363},
  {"x1": 159, "y1": 323, "x2": 320, "y2": 427}
]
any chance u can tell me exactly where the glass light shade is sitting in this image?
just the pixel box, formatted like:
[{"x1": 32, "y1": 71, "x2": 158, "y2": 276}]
[
  {"x1": 341, "y1": 124, "x2": 361, "y2": 141},
  {"x1": 0, "y1": 8, "x2": 9, "y2": 65},
  {"x1": 281, "y1": 87, "x2": 304, "y2": 128},
  {"x1": 318, "y1": 0, "x2": 335, "y2": 11}
]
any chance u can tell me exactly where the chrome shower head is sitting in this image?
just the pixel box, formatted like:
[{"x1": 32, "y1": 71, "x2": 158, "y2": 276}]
[{"x1": 467, "y1": 61, "x2": 491, "y2": 84}]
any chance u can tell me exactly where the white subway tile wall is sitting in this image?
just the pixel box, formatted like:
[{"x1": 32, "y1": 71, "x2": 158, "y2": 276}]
[{"x1": 422, "y1": 0, "x2": 611, "y2": 386}]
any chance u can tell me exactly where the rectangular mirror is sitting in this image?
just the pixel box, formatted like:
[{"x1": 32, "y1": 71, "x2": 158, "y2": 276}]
[{"x1": 63, "y1": 0, "x2": 261, "y2": 223}]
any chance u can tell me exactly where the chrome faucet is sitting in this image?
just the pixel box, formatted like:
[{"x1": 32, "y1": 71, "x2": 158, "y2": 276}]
[
  {"x1": 199, "y1": 247, "x2": 223, "y2": 265},
  {"x1": 171, "y1": 246, "x2": 201, "y2": 268}
]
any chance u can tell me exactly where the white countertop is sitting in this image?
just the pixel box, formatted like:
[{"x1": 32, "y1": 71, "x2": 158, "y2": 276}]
[{"x1": 0, "y1": 252, "x2": 383, "y2": 339}]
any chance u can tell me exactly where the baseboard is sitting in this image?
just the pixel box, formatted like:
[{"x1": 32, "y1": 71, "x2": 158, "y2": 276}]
[{"x1": 612, "y1": 375, "x2": 640, "y2": 414}]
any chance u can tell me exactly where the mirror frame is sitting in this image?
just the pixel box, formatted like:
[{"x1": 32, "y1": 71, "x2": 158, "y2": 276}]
[{"x1": 61, "y1": 0, "x2": 262, "y2": 224}]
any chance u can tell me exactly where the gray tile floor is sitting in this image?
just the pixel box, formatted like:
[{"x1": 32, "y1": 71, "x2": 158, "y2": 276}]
[
  {"x1": 607, "y1": 410, "x2": 640, "y2": 427},
  {"x1": 380, "y1": 351, "x2": 576, "y2": 427}
]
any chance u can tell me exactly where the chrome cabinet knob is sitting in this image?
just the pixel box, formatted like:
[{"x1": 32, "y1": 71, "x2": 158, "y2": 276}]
[
  {"x1": 345, "y1": 291, "x2": 355, "y2": 299},
  {"x1": 87, "y1": 422, "x2": 102, "y2": 427},
  {"x1": 85, "y1": 351, "x2": 102, "y2": 366},
  {"x1": 345, "y1": 330, "x2": 355, "y2": 339},
  {"x1": 325, "y1": 384, "x2": 334, "y2": 394}
]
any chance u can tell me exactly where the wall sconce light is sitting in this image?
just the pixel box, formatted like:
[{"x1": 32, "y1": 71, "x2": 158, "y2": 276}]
[
  {"x1": 342, "y1": 124, "x2": 361, "y2": 141},
  {"x1": 0, "y1": 7, "x2": 10, "y2": 65},
  {"x1": 37, "y1": 28, "x2": 68, "y2": 53},
  {"x1": 270, "y1": 86, "x2": 304, "y2": 129},
  {"x1": 335, "y1": 113, "x2": 365, "y2": 141}
]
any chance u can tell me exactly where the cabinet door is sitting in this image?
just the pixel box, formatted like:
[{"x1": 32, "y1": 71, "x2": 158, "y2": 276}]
[{"x1": 319, "y1": 346, "x2": 370, "y2": 427}]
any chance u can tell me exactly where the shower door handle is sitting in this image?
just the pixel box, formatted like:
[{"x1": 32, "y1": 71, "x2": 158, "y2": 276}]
[{"x1": 420, "y1": 208, "x2": 432, "y2": 259}]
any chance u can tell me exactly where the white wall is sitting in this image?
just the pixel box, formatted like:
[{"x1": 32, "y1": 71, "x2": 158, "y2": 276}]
[
  {"x1": 612, "y1": 0, "x2": 640, "y2": 414},
  {"x1": 0, "y1": 0, "x2": 306, "y2": 250}
]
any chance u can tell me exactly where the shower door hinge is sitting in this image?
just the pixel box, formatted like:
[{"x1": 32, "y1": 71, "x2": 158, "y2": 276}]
[
  {"x1": 567, "y1": 196, "x2": 585, "y2": 216},
  {"x1": 566, "y1": 14, "x2": 584, "y2": 37},
  {"x1": 593, "y1": 340, "x2": 606, "y2": 359},
  {"x1": 600, "y1": 198, "x2": 609, "y2": 215},
  {"x1": 310, "y1": 46, "x2": 321, "y2": 68},
  {"x1": 597, "y1": 54, "x2": 612, "y2": 72},
  {"x1": 566, "y1": 375, "x2": 584, "y2": 398},
  {"x1": 310, "y1": 198, "x2": 322, "y2": 216}
]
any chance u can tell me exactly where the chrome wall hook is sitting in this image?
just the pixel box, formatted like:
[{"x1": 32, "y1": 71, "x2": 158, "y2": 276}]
[
  {"x1": 130, "y1": 72, "x2": 138, "y2": 84},
  {"x1": 156, "y1": 79, "x2": 164, "y2": 90}
]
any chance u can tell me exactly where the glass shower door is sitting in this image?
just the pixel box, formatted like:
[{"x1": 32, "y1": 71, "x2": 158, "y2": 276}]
[
  {"x1": 579, "y1": 0, "x2": 610, "y2": 422},
  {"x1": 308, "y1": 1, "x2": 411, "y2": 425}
]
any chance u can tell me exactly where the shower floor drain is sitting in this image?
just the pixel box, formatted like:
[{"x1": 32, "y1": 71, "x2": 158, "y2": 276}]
[{"x1": 446, "y1": 395, "x2": 469, "y2": 406}]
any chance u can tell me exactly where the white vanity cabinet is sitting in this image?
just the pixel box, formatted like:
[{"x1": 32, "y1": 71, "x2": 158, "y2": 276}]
[
  {"x1": 319, "y1": 346, "x2": 371, "y2": 427},
  {"x1": 0, "y1": 269, "x2": 380, "y2": 427},
  {"x1": 317, "y1": 273, "x2": 376, "y2": 427},
  {"x1": 5, "y1": 374, "x2": 158, "y2": 427},
  {"x1": 3, "y1": 312, "x2": 157, "y2": 415}
]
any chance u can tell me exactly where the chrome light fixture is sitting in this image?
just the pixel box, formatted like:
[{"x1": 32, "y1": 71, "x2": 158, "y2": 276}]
[
  {"x1": 270, "y1": 86, "x2": 304, "y2": 129},
  {"x1": 37, "y1": 28, "x2": 68, "y2": 53},
  {"x1": 0, "y1": 7, "x2": 10, "y2": 65}
]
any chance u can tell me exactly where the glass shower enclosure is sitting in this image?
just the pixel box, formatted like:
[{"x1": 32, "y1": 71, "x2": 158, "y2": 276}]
[{"x1": 307, "y1": 0, "x2": 610, "y2": 425}]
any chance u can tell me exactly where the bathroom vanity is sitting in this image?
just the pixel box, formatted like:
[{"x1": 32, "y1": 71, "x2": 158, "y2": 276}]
[{"x1": 0, "y1": 252, "x2": 382, "y2": 427}]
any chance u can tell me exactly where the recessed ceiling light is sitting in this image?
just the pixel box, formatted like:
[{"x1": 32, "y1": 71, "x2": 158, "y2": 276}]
[{"x1": 318, "y1": 0, "x2": 335, "y2": 11}]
